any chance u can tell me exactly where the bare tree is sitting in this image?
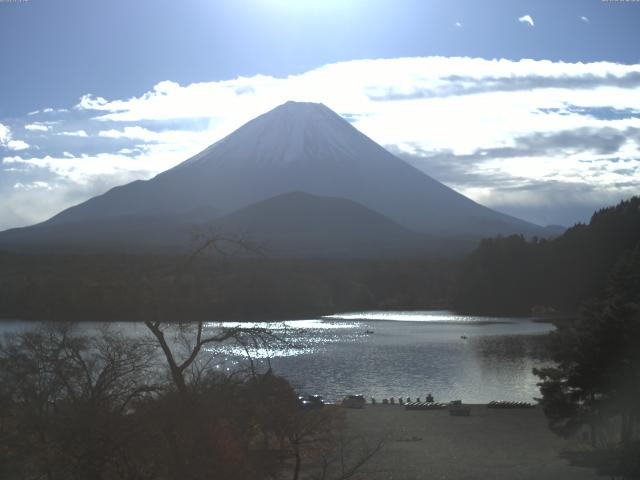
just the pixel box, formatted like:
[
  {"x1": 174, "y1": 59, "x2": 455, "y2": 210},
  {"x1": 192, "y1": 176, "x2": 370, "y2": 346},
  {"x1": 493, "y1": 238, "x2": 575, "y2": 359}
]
[
  {"x1": 143, "y1": 230, "x2": 281, "y2": 401},
  {"x1": 0, "y1": 324, "x2": 157, "y2": 480}
]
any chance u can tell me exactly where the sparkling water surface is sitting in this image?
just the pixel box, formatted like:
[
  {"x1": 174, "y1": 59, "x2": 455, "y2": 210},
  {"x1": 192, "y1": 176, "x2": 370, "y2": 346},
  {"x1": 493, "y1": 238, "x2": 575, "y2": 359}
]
[{"x1": 0, "y1": 310, "x2": 554, "y2": 403}]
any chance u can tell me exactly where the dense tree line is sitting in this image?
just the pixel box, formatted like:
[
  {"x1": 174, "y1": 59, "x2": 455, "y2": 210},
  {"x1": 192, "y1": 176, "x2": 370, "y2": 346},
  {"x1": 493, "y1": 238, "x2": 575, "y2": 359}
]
[
  {"x1": 453, "y1": 197, "x2": 640, "y2": 315},
  {"x1": 0, "y1": 253, "x2": 456, "y2": 322},
  {"x1": 534, "y1": 245, "x2": 640, "y2": 478}
]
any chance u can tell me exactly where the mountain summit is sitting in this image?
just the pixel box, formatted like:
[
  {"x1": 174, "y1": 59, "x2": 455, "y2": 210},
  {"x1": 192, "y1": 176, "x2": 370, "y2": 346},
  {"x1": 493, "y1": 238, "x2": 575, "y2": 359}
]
[
  {"x1": 180, "y1": 101, "x2": 371, "y2": 169},
  {"x1": 0, "y1": 101, "x2": 547, "y2": 254}
]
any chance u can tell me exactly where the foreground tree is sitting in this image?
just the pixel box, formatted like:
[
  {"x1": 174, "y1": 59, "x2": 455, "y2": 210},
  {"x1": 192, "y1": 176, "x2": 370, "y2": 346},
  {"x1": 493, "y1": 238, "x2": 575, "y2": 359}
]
[
  {"x1": 0, "y1": 325, "x2": 157, "y2": 480},
  {"x1": 535, "y1": 245, "x2": 640, "y2": 477},
  {"x1": 0, "y1": 325, "x2": 381, "y2": 480}
]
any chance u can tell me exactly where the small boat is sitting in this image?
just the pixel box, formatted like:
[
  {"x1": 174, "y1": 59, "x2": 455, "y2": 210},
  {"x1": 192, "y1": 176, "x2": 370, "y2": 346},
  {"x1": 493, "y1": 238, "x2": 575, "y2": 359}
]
[
  {"x1": 449, "y1": 406, "x2": 471, "y2": 416},
  {"x1": 364, "y1": 329, "x2": 375, "y2": 334},
  {"x1": 404, "y1": 402, "x2": 447, "y2": 411},
  {"x1": 448, "y1": 400, "x2": 471, "y2": 416},
  {"x1": 487, "y1": 400, "x2": 534, "y2": 409},
  {"x1": 298, "y1": 394, "x2": 324, "y2": 409},
  {"x1": 342, "y1": 394, "x2": 366, "y2": 409}
]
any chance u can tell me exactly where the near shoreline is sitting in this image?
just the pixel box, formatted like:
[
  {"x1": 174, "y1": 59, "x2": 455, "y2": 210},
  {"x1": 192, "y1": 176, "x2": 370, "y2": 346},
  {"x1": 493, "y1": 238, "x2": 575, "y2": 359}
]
[{"x1": 344, "y1": 404, "x2": 598, "y2": 480}]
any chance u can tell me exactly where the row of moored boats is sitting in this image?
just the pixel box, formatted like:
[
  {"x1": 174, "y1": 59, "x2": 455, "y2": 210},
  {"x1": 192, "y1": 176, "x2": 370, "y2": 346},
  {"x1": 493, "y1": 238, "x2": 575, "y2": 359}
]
[
  {"x1": 404, "y1": 402, "x2": 449, "y2": 410},
  {"x1": 487, "y1": 400, "x2": 535, "y2": 409}
]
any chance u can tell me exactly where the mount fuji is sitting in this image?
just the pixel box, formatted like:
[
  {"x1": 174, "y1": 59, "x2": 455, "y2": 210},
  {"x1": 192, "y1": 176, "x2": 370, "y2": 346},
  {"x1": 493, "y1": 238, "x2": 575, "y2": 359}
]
[{"x1": 0, "y1": 101, "x2": 550, "y2": 255}]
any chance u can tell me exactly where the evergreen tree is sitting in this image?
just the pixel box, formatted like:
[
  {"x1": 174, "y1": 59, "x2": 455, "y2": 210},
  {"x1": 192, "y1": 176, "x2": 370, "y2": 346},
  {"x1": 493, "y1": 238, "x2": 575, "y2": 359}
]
[
  {"x1": 453, "y1": 196, "x2": 640, "y2": 315},
  {"x1": 535, "y1": 245, "x2": 640, "y2": 476}
]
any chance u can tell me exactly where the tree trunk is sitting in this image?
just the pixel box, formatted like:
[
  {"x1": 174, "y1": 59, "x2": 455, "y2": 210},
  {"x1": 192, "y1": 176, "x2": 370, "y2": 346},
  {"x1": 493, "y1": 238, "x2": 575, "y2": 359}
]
[
  {"x1": 144, "y1": 321, "x2": 190, "y2": 402},
  {"x1": 621, "y1": 410, "x2": 632, "y2": 447},
  {"x1": 590, "y1": 421, "x2": 598, "y2": 449},
  {"x1": 163, "y1": 423, "x2": 189, "y2": 480},
  {"x1": 292, "y1": 443, "x2": 301, "y2": 480}
]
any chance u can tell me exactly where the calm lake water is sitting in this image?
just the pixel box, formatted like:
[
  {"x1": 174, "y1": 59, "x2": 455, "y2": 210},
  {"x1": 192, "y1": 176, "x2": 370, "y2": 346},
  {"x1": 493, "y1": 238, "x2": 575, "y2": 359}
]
[{"x1": 0, "y1": 311, "x2": 554, "y2": 403}]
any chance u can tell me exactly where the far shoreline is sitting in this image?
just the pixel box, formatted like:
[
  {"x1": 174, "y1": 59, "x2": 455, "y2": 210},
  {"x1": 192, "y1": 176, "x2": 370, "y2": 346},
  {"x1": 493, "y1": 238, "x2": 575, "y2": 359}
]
[{"x1": 0, "y1": 307, "x2": 567, "y2": 325}]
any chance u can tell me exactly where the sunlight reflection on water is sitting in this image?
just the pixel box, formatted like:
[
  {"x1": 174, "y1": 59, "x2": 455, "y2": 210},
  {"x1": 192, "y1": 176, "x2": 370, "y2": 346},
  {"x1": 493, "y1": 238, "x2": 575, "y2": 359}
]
[
  {"x1": 201, "y1": 311, "x2": 554, "y2": 402},
  {"x1": 323, "y1": 310, "x2": 514, "y2": 323},
  {"x1": 208, "y1": 319, "x2": 357, "y2": 330},
  {"x1": 1, "y1": 311, "x2": 554, "y2": 403}
]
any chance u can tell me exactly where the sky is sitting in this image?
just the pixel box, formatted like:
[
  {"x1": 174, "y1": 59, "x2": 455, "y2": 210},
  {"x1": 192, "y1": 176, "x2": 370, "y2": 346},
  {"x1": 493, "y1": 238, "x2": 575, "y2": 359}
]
[{"x1": 1, "y1": 0, "x2": 639, "y2": 230}]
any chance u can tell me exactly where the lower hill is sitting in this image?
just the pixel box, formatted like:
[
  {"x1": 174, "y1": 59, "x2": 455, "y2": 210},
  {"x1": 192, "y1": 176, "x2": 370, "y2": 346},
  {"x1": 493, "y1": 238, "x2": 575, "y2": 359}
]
[{"x1": 211, "y1": 191, "x2": 426, "y2": 257}]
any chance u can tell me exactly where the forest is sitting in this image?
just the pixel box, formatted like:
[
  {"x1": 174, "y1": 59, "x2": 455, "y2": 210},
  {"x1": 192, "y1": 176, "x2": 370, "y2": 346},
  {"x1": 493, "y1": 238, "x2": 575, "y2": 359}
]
[
  {"x1": 534, "y1": 234, "x2": 640, "y2": 478},
  {"x1": 0, "y1": 253, "x2": 455, "y2": 322},
  {"x1": 452, "y1": 197, "x2": 640, "y2": 316}
]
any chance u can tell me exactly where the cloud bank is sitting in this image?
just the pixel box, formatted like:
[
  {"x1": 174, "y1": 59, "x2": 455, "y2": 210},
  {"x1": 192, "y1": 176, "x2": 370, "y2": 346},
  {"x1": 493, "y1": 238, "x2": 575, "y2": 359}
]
[{"x1": 1, "y1": 56, "x2": 639, "y2": 229}]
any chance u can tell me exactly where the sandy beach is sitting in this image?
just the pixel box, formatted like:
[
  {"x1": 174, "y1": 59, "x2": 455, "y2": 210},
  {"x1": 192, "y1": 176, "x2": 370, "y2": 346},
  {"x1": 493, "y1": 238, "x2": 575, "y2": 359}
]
[{"x1": 344, "y1": 404, "x2": 599, "y2": 480}]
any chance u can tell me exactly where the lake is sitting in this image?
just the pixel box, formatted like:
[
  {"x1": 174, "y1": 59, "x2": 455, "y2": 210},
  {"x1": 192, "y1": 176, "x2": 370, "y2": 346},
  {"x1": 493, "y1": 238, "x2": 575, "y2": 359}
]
[{"x1": 0, "y1": 310, "x2": 554, "y2": 403}]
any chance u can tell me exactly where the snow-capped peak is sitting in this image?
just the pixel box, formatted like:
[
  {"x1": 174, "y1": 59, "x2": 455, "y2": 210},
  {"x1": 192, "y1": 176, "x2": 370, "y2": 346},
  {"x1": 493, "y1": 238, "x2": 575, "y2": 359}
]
[{"x1": 179, "y1": 100, "x2": 378, "y2": 169}]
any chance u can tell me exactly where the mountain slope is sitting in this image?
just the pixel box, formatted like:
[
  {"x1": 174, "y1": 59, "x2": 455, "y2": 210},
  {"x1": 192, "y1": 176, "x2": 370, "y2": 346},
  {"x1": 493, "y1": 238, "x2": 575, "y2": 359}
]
[
  {"x1": 0, "y1": 214, "x2": 189, "y2": 253},
  {"x1": 39, "y1": 101, "x2": 544, "y2": 237},
  {"x1": 0, "y1": 192, "x2": 427, "y2": 256}
]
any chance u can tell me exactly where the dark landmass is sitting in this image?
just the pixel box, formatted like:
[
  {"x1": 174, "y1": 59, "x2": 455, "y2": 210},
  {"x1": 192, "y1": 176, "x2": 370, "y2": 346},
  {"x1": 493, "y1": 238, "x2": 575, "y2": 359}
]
[
  {"x1": 0, "y1": 189, "x2": 508, "y2": 324},
  {"x1": 0, "y1": 252, "x2": 456, "y2": 322},
  {"x1": 1, "y1": 196, "x2": 637, "y2": 323},
  {"x1": 0, "y1": 192, "x2": 481, "y2": 258},
  {"x1": 452, "y1": 197, "x2": 640, "y2": 316}
]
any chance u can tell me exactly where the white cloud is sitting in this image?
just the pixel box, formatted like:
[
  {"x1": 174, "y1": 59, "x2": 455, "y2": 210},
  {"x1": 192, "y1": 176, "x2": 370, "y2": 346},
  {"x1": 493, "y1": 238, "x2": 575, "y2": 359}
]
[
  {"x1": 13, "y1": 181, "x2": 52, "y2": 191},
  {"x1": 454, "y1": 21, "x2": 462, "y2": 28},
  {"x1": 0, "y1": 124, "x2": 10, "y2": 144},
  {"x1": 7, "y1": 140, "x2": 30, "y2": 151},
  {"x1": 0, "y1": 173, "x2": 141, "y2": 231},
  {"x1": 0, "y1": 123, "x2": 30, "y2": 151},
  {"x1": 25, "y1": 123, "x2": 50, "y2": 132},
  {"x1": 117, "y1": 148, "x2": 137, "y2": 155},
  {"x1": 4, "y1": 141, "x2": 201, "y2": 185},
  {"x1": 518, "y1": 15, "x2": 534, "y2": 27},
  {"x1": 98, "y1": 126, "x2": 160, "y2": 142},
  {"x1": 98, "y1": 126, "x2": 213, "y2": 148},
  {"x1": 78, "y1": 94, "x2": 109, "y2": 110},
  {"x1": 580, "y1": 16, "x2": 590, "y2": 24},
  {"x1": 58, "y1": 130, "x2": 89, "y2": 137}
]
